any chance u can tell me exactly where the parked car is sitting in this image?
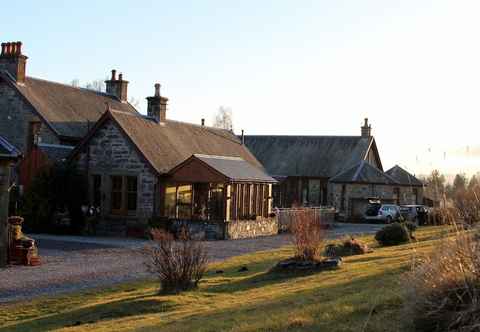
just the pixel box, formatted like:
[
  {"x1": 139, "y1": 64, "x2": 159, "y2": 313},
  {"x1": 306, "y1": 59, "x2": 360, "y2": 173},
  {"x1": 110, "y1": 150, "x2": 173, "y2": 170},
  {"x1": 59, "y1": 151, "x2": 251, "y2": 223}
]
[
  {"x1": 364, "y1": 203, "x2": 401, "y2": 223},
  {"x1": 400, "y1": 205, "x2": 429, "y2": 225}
]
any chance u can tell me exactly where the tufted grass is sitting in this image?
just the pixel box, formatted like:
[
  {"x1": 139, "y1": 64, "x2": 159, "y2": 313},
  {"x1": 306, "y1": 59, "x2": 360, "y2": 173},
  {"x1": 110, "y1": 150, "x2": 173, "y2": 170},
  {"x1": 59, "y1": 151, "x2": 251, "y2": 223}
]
[{"x1": 0, "y1": 226, "x2": 451, "y2": 332}]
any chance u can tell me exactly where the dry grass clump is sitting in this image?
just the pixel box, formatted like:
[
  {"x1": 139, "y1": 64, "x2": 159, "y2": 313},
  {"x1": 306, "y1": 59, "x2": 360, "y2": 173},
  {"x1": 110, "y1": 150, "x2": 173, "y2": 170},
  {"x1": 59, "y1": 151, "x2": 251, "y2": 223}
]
[
  {"x1": 143, "y1": 228, "x2": 208, "y2": 294},
  {"x1": 427, "y1": 207, "x2": 458, "y2": 226},
  {"x1": 325, "y1": 237, "x2": 371, "y2": 257},
  {"x1": 291, "y1": 210, "x2": 326, "y2": 261},
  {"x1": 404, "y1": 226, "x2": 480, "y2": 331}
]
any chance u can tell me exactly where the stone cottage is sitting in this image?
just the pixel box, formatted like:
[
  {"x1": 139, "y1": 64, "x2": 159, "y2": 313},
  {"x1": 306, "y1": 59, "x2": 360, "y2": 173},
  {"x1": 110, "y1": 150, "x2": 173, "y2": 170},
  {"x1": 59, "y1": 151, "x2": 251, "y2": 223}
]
[
  {"x1": 0, "y1": 41, "x2": 139, "y2": 187},
  {"x1": 244, "y1": 119, "x2": 424, "y2": 220},
  {"x1": 69, "y1": 84, "x2": 277, "y2": 239}
]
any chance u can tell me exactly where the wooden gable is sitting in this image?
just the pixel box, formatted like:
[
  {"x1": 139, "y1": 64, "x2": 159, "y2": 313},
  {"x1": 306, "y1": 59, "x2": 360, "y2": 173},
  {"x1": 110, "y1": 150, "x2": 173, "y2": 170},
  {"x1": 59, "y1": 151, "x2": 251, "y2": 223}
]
[{"x1": 169, "y1": 157, "x2": 228, "y2": 183}]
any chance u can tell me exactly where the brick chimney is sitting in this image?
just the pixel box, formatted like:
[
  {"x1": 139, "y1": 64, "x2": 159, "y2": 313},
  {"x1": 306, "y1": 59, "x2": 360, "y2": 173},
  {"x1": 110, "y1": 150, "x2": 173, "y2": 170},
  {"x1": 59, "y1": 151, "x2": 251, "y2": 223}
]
[
  {"x1": 0, "y1": 41, "x2": 28, "y2": 84},
  {"x1": 146, "y1": 83, "x2": 168, "y2": 123},
  {"x1": 361, "y1": 118, "x2": 372, "y2": 137},
  {"x1": 105, "y1": 69, "x2": 129, "y2": 102}
]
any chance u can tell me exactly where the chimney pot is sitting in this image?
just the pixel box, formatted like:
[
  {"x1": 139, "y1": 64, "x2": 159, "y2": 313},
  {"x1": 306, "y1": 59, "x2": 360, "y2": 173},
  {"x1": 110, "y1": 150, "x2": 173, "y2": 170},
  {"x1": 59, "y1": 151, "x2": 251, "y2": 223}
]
[
  {"x1": 361, "y1": 118, "x2": 372, "y2": 137},
  {"x1": 147, "y1": 82, "x2": 167, "y2": 122},
  {"x1": 0, "y1": 41, "x2": 28, "y2": 83},
  {"x1": 104, "y1": 69, "x2": 128, "y2": 101},
  {"x1": 241, "y1": 130, "x2": 245, "y2": 144},
  {"x1": 201, "y1": 118, "x2": 205, "y2": 126}
]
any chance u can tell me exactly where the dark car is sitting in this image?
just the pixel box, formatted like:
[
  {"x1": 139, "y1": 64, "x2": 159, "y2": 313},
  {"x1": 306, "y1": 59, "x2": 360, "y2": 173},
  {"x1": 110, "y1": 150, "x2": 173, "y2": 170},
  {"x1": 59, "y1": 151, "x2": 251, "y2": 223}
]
[{"x1": 400, "y1": 205, "x2": 429, "y2": 225}]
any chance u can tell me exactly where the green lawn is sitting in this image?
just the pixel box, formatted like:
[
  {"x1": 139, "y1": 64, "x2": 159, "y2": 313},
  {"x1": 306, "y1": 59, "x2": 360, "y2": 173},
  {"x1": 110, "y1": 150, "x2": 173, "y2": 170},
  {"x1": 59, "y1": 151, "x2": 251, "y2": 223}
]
[{"x1": 0, "y1": 226, "x2": 451, "y2": 332}]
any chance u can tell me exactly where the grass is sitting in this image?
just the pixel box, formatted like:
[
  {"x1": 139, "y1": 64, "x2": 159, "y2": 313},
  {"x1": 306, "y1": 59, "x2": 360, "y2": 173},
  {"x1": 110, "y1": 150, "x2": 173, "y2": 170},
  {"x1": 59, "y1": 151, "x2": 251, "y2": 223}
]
[{"x1": 0, "y1": 226, "x2": 452, "y2": 332}]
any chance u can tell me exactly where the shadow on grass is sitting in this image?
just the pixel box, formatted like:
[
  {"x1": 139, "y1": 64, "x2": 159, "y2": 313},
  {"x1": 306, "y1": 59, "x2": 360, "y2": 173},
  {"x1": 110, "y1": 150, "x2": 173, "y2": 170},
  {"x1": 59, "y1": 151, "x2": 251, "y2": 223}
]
[
  {"x1": 0, "y1": 295, "x2": 175, "y2": 332},
  {"x1": 205, "y1": 262, "x2": 342, "y2": 294},
  {"x1": 135, "y1": 265, "x2": 410, "y2": 332}
]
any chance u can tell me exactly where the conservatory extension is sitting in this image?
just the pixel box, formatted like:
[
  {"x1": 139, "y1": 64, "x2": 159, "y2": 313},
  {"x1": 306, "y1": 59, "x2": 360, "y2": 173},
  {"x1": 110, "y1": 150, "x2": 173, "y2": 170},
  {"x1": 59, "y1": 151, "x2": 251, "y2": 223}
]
[{"x1": 162, "y1": 154, "x2": 278, "y2": 240}]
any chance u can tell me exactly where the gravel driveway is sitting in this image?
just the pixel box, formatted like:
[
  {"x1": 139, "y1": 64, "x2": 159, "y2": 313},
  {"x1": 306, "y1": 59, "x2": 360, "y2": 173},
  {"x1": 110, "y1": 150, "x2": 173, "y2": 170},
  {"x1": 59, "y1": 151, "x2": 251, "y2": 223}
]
[{"x1": 0, "y1": 223, "x2": 383, "y2": 303}]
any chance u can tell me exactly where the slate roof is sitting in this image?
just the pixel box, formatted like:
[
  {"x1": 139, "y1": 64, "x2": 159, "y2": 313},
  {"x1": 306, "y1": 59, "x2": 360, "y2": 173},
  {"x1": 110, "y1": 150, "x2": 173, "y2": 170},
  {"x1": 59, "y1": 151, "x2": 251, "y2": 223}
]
[
  {"x1": 385, "y1": 165, "x2": 424, "y2": 187},
  {"x1": 72, "y1": 109, "x2": 265, "y2": 175},
  {"x1": 37, "y1": 143, "x2": 74, "y2": 162},
  {"x1": 0, "y1": 135, "x2": 21, "y2": 159},
  {"x1": 193, "y1": 154, "x2": 277, "y2": 183},
  {"x1": 330, "y1": 160, "x2": 398, "y2": 185},
  {"x1": 0, "y1": 72, "x2": 139, "y2": 139},
  {"x1": 243, "y1": 135, "x2": 378, "y2": 178}
]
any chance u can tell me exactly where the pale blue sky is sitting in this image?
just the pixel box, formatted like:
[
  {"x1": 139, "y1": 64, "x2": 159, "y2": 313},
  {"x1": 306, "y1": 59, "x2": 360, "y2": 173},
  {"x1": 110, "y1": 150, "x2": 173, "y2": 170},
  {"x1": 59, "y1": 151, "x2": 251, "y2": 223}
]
[{"x1": 2, "y1": 1, "x2": 480, "y2": 176}]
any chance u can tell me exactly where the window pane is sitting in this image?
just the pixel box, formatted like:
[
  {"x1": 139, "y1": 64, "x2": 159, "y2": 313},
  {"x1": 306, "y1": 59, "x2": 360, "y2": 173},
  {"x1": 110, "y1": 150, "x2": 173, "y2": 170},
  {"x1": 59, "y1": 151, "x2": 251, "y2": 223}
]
[
  {"x1": 308, "y1": 179, "x2": 321, "y2": 206},
  {"x1": 193, "y1": 183, "x2": 208, "y2": 220},
  {"x1": 111, "y1": 176, "x2": 123, "y2": 212},
  {"x1": 209, "y1": 184, "x2": 224, "y2": 220},
  {"x1": 177, "y1": 185, "x2": 192, "y2": 205},
  {"x1": 112, "y1": 192, "x2": 122, "y2": 210},
  {"x1": 112, "y1": 176, "x2": 123, "y2": 191},
  {"x1": 127, "y1": 193, "x2": 137, "y2": 211},
  {"x1": 127, "y1": 176, "x2": 137, "y2": 192},
  {"x1": 165, "y1": 186, "x2": 177, "y2": 218},
  {"x1": 177, "y1": 185, "x2": 192, "y2": 219},
  {"x1": 92, "y1": 175, "x2": 102, "y2": 207}
]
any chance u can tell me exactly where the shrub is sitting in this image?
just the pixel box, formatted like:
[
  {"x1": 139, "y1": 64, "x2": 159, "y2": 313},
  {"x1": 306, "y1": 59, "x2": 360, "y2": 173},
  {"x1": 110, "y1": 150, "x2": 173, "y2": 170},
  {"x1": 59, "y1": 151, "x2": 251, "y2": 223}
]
[
  {"x1": 375, "y1": 222, "x2": 410, "y2": 246},
  {"x1": 143, "y1": 228, "x2": 208, "y2": 294},
  {"x1": 291, "y1": 210, "x2": 325, "y2": 261},
  {"x1": 453, "y1": 188, "x2": 480, "y2": 224},
  {"x1": 20, "y1": 162, "x2": 87, "y2": 234},
  {"x1": 325, "y1": 237, "x2": 370, "y2": 257},
  {"x1": 404, "y1": 229, "x2": 480, "y2": 331}
]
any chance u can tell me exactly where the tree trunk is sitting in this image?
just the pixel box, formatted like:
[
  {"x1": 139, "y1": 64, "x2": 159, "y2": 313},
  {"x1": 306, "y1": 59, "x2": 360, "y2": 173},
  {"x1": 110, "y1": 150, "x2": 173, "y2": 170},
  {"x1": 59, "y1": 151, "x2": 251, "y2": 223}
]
[{"x1": 0, "y1": 163, "x2": 10, "y2": 268}]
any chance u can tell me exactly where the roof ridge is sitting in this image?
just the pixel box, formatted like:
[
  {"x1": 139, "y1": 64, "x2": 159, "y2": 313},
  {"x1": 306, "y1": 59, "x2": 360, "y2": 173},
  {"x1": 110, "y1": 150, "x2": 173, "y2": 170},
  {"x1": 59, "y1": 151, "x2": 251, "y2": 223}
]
[
  {"x1": 26, "y1": 76, "x2": 118, "y2": 98},
  {"x1": 165, "y1": 119, "x2": 243, "y2": 145},
  {"x1": 244, "y1": 135, "x2": 364, "y2": 138},
  {"x1": 194, "y1": 154, "x2": 243, "y2": 161}
]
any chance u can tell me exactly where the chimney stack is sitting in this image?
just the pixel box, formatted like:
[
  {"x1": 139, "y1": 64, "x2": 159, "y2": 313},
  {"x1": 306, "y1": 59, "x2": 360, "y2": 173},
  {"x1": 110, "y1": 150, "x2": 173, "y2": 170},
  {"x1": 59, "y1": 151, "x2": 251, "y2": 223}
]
[
  {"x1": 0, "y1": 41, "x2": 28, "y2": 84},
  {"x1": 361, "y1": 118, "x2": 372, "y2": 137},
  {"x1": 147, "y1": 83, "x2": 168, "y2": 123},
  {"x1": 105, "y1": 69, "x2": 129, "y2": 102}
]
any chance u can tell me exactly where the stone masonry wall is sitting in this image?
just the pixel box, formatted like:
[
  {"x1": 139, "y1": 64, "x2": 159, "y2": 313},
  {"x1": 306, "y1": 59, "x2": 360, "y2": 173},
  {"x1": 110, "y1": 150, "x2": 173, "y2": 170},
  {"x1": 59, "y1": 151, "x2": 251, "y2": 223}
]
[
  {"x1": 330, "y1": 182, "x2": 424, "y2": 219},
  {"x1": 226, "y1": 217, "x2": 278, "y2": 240},
  {"x1": 0, "y1": 80, "x2": 59, "y2": 153},
  {"x1": 77, "y1": 120, "x2": 157, "y2": 230}
]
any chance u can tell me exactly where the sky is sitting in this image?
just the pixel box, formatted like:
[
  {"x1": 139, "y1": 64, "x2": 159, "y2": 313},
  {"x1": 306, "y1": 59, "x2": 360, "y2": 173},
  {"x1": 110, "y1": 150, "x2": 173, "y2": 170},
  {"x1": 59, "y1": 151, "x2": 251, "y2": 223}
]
[{"x1": 2, "y1": 0, "x2": 480, "y2": 178}]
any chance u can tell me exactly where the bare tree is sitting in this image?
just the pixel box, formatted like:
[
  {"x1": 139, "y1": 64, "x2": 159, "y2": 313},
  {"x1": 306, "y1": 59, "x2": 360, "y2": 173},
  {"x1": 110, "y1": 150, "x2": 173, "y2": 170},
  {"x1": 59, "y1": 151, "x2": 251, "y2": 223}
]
[
  {"x1": 69, "y1": 78, "x2": 140, "y2": 109},
  {"x1": 70, "y1": 78, "x2": 105, "y2": 92},
  {"x1": 84, "y1": 79, "x2": 106, "y2": 92},
  {"x1": 213, "y1": 106, "x2": 233, "y2": 131},
  {"x1": 128, "y1": 97, "x2": 141, "y2": 109},
  {"x1": 70, "y1": 79, "x2": 80, "y2": 88}
]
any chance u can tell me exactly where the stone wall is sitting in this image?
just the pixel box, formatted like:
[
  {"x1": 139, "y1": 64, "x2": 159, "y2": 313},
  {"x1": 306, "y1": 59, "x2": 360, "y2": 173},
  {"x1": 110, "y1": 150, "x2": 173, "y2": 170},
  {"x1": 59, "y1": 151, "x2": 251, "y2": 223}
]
[
  {"x1": 0, "y1": 80, "x2": 59, "y2": 153},
  {"x1": 171, "y1": 220, "x2": 225, "y2": 240},
  {"x1": 226, "y1": 217, "x2": 278, "y2": 240},
  {"x1": 77, "y1": 120, "x2": 157, "y2": 230}
]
